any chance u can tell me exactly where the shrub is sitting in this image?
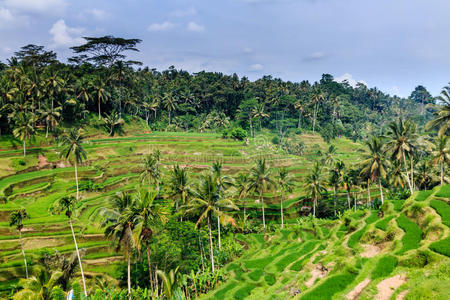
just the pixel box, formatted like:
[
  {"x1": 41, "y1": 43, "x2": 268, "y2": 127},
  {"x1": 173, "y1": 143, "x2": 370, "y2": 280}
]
[
  {"x1": 396, "y1": 214, "x2": 422, "y2": 255},
  {"x1": 429, "y1": 237, "x2": 450, "y2": 257},
  {"x1": 230, "y1": 127, "x2": 247, "y2": 141},
  {"x1": 271, "y1": 136, "x2": 280, "y2": 145},
  {"x1": 408, "y1": 202, "x2": 426, "y2": 217},
  {"x1": 371, "y1": 255, "x2": 397, "y2": 279},
  {"x1": 400, "y1": 250, "x2": 433, "y2": 268}
]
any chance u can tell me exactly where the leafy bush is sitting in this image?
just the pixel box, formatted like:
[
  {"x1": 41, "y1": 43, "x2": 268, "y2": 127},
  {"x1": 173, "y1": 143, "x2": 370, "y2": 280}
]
[
  {"x1": 371, "y1": 255, "x2": 397, "y2": 279},
  {"x1": 400, "y1": 250, "x2": 433, "y2": 267},
  {"x1": 430, "y1": 199, "x2": 450, "y2": 227},
  {"x1": 230, "y1": 127, "x2": 247, "y2": 140},
  {"x1": 396, "y1": 214, "x2": 422, "y2": 255},
  {"x1": 429, "y1": 237, "x2": 450, "y2": 257},
  {"x1": 271, "y1": 136, "x2": 280, "y2": 145}
]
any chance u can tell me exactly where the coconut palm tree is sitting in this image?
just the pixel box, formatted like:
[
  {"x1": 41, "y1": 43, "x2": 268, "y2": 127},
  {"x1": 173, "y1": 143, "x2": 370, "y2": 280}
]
[
  {"x1": 342, "y1": 171, "x2": 353, "y2": 210},
  {"x1": 162, "y1": 91, "x2": 177, "y2": 124},
  {"x1": 431, "y1": 136, "x2": 449, "y2": 185},
  {"x1": 252, "y1": 103, "x2": 269, "y2": 131},
  {"x1": 248, "y1": 159, "x2": 274, "y2": 229},
  {"x1": 169, "y1": 164, "x2": 191, "y2": 212},
  {"x1": 59, "y1": 128, "x2": 86, "y2": 200},
  {"x1": 140, "y1": 151, "x2": 161, "y2": 194},
  {"x1": 101, "y1": 194, "x2": 136, "y2": 299},
  {"x1": 13, "y1": 112, "x2": 35, "y2": 157},
  {"x1": 103, "y1": 110, "x2": 124, "y2": 136},
  {"x1": 323, "y1": 145, "x2": 337, "y2": 166},
  {"x1": 303, "y1": 162, "x2": 327, "y2": 217},
  {"x1": 360, "y1": 136, "x2": 388, "y2": 204},
  {"x1": 310, "y1": 87, "x2": 326, "y2": 133},
  {"x1": 276, "y1": 168, "x2": 295, "y2": 228},
  {"x1": 329, "y1": 160, "x2": 344, "y2": 217},
  {"x1": 9, "y1": 209, "x2": 29, "y2": 279},
  {"x1": 385, "y1": 118, "x2": 417, "y2": 193},
  {"x1": 52, "y1": 196, "x2": 87, "y2": 297},
  {"x1": 389, "y1": 160, "x2": 406, "y2": 189},
  {"x1": 156, "y1": 267, "x2": 181, "y2": 299},
  {"x1": 92, "y1": 77, "x2": 109, "y2": 119},
  {"x1": 187, "y1": 174, "x2": 238, "y2": 272},
  {"x1": 131, "y1": 188, "x2": 167, "y2": 296},
  {"x1": 12, "y1": 267, "x2": 62, "y2": 300},
  {"x1": 426, "y1": 84, "x2": 450, "y2": 137},
  {"x1": 38, "y1": 103, "x2": 61, "y2": 138},
  {"x1": 234, "y1": 172, "x2": 250, "y2": 219}
]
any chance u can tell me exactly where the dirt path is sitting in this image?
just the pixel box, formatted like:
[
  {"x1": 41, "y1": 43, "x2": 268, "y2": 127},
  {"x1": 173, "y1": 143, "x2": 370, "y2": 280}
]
[
  {"x1": 85, "y1": 256, "x2": 123, "y2": 265},
  {"x1": 346, "y1": 278, "x2": 371, "y2": 300},
  {"x1": 305, "y1": 264, "x2": 329, "y2": 287},
  {"x1": 361, "y1": 244, "x2": 381, "y2": 258},
  {"x1": 37, "y1": 155, "x2": 49, "y2": 168},
  {"x1": 375, "y1": 274, "x2": 406, "y2": 300},
  {"x1": 396, "y1": 290, "x2": 408, "y2": 300}
]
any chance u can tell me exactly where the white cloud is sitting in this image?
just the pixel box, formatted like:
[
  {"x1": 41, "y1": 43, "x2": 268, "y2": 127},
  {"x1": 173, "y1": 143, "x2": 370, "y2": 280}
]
[
  {"x1": 243, "y1": 47, "x2": 253, "y2": 54},
  {"x1": 86, "y1": 8, "x2": 109, "y2": 20},
  {"x1": 0, "y1": 7, "x2": 13, "y2": 26},
  {"x1": 3, "y1": 0, "x2": 67, "y2": 14},
  {"x1": 303, "y1": 51, "x2": 327, "y2": 62},
  {"x1": 170, "y1": 7, "x2": 196, "y2": 17},
  {"x1": 335, "y1": 73, "x2": 368, "y2": 88},
  {"x1": 49, "y1": 19, "x2": 84, "y2": 48},
  {"x1": 147, "y1": 21, "x2": 175, "y2": 32},
  {"x1": 187, "y1": 21, "x2": 205, "y2": 32},
  {"x1": 250, "y1": 63, "x2": 264, "y2": 71}
]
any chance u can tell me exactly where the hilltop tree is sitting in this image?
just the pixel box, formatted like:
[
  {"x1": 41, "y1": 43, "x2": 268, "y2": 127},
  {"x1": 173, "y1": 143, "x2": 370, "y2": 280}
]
[
  {"x1": 60, "y1": 128, "x2": 87, "y2": 200},
  {"x1": 9, "y1": 209, "x2": 29, "y2": 279},
  {"x1": 52, "y1": 196, "x2": 87, "y2": 297}
]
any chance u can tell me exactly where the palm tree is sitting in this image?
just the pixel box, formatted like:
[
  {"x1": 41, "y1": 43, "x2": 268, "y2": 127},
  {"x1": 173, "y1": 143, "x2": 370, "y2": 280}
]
[
  {"x1": 13, "y1": 267, "x2": 63, "y2": 300},
  {"x1": 426, "y1": 84, "x2": 450, "y2": 137},
  {"x1": 156, "y1": 267, "x2": 181, "y2": 299},
  {"x1": 162, "y1": 91, "x2": 177, "y2": 124},
  {"x1": 103, "y1": 110, "x2": 124, "y2": 136},
  {"x1": 252, "y1": 103, "x2": 269, "y2": 131},
  {"x1": 187, "y1": 174, "x2": 238, "y2": 272},
  {"x1": 140, "y1": 151, "x2": 161, "y2": 194},
  {"x1": 360, "y1": 137, "x2": 388, "y2": 204},
  {"x1": 276, "y1": 168, "x2": 295, "y2": 228},
  {"x1": 92, "y1": 78, "x2": 109, "y2": 119},
  {"x1": 9, "y1": 209, "x2": 29, "y2": 279},
  {"x1": 431, "y1": 136, "x2": 449, "y2": 185},
  {"x1": 131, "y1": 188, "x2": 167, "y2": 296},
  {"x1": 60, "y1": 128, "x2": 86, "y2": 200},
  {"x1": 101, "y1": 193, "x2": 136, "y2": 299},
  {"x1": 323, "y1": 145, "x2": 337, "y2": 166},
  {"x1": 342, "y1": 171, "x2": 352, "y2": 210},
  {"x1": 329, "y1": 161, "x2": 344, "y2": 217},
  {"x1": 303, "y1": 162, "x2": 327, "y2": 217},
  {"x1": 234, "y1": 172, "x2": 250, "y2": 219},
  {"x1": 52, "y1": 196, "x2": 87, "y2": 297},
  {"x1": 248, "y1": 159, "x2": 274, "y2": 229},
  {"x1": 311, "y1": 87, "x2": 325, "y2": 133},
  {"x1": 169, "y1": 164, "x2": 190, "y2": 212},
  {"x1": 38, "y1": 103, "x2": 61, "y2": 138},
  {"x1": 386, "y1": 119, "x2": 417, "y2": 193},
  {"x1": 294, "y1": 100, "x2": 305, "y2": 128},
  {"x1": 13, "y1": 112, "x2": 35, "y2": 157},
  {"x1": 389, "y1": 160, "x2": 406, "y2": 189}
]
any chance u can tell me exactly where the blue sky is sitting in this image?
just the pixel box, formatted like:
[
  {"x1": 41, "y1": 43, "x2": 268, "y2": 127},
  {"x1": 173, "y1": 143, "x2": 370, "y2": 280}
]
[{"x1": 1, "y1": 0, "x2": 449, "y2": 96}]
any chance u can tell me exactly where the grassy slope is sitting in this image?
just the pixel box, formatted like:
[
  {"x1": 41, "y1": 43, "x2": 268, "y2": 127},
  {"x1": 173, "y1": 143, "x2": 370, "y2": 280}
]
[
  {"x1": 0, "y1": 115, "x2": 369, "y2": 292},
  {"x1": 200, "y1": 185, "x2": 450, "y2": 300}
]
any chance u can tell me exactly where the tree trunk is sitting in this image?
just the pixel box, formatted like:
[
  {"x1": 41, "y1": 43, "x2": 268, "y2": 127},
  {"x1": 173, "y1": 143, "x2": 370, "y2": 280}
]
[
  {"x1": 70, "y1": 219, "x2": 87, "y2": 297},
  {"x1": 312, "y1": 103, "x2": 318, "y2": 133},
  {"x1": 367, "y1": 180, "x2": 371, "y2": 206},
  {"x1": 333, "y1": 185, "x2": 337, "y2": 217},
  {"x1": 217, "y1": 210, "x2": 221, "y2": 250},
  {"x1": 280, "y1": 192, "x2": 284, "y2": 228},
  {"x1": 23, "y1": 140, "x2": 26, "y2": 157},
  {"x1": 440, "y1": 162, "x2": 444, "y2": 186},
  {"x1": 378, "y1": 178, "x2": 384, "y2": 204},
  {"x1": 207, "y1": 215, "x2": 215, "y2": 273},
  {"x1": 75, "y1": 161, "x2": 79, "y2": 200},
  {"x1": 19, "y1": 229, "x2": 28, "y2": 279},
  {"x1": 260, "y1": 189, "x2": 265, "y2": 229},
  {"x1": 98, "y1": 97, "x2": 101, "y2": 119},
  {"x1": 127, "y1": 253, "x2": 131, "y2": 299},
  {"x1": 313, "y1": 195, "x2": 317, "y2": 217},
  {"x1": 347, "y1": 190, "x2": 351, "y2": 210},
  {"x1": 297, "y1": 111, "x2": 301, "y2": 128},
  {"x1": 410, "y1": 158, "x2": 414, "y2": 191},
  {"x1": 146, "y1": 247, "x2": 154, "y2": 297},
  {"x1": 46, "y1": 122, "x2": 49, "y2": 138},
  {"x1": 402, "y1": 149, "x2": 413, "y2": 193}
]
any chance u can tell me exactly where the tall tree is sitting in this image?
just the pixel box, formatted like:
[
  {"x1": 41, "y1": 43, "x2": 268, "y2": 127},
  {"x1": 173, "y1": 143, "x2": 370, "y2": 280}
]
[
  {"x1": 169, "y1": 164, "x2": 190, "y2": 212},
  {"x1": 9, "y1": 209, "x2": 29, "y2": 279},
  {"x1": 426, "y1": 84, "x2": 450, "y2": 137},
  {"x1": 303, "y1": 162, "x2": 326, "y2": 217},
  {"x1": 431, "y1": 136, "x2": 449, "y2": 185},
  {"x1": 140, "y1": 151, "x2": 161, "y2": 194},
  {"x1": 13, "y1": 112, "x2": 35, "y2": 157},
  {"x1": 248, "y1": 159, "x2": 274, "y2": 229},
  {"x1": 52, "y1": 196, "x2": 87, "y2": 297},
  {"x1": 329, "y1": 160, "x2": 344, "y2": 216},
  {"x1": 59, "y1": 128, "x2": 86, "y2": 200},
  {"x1": 276, "y1": 168, "x2": 295, "y2": 228}
]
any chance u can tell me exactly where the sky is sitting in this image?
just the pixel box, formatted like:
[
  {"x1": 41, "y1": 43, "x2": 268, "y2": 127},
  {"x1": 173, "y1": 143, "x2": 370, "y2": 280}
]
[{"x1": 1, "y1": 0, "x2": 450, "y2": 97}]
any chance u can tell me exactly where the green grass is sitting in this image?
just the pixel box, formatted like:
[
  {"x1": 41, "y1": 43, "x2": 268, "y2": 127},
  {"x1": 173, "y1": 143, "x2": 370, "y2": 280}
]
[
  {"x1": 429, "y1": 237, "x2": 450, "y2": 257},
  {"x1": 415, "y1": 190, "x2": 433, "y2": 201},
  {"x1": 265, "y1": 273, "x2": 275, "y2": 285},
  {"x1": 391, "y1": 200, "x2": 405, "y2": 212},
  {"x1": 375, "y1": 215, "x2": 395, "y2": 231},
  {"x1": 248, "y1": 269, "x2": 263, "y2": 281},
  {"x1": 430, "y1": 199, "x2": 450, "y2": 227},
  {"x1": 348, "y1": 228, "x2": 365, "y2": 248},
  {"x1": 371, "y1": 255, "x2": 398, "y2": 279},
  {"x1": 435, "y1": 185, "x2": 450, "y2": 198},
  {"x1": 214, "y1": 281, "x2": 238, "y2": 299},
  {"x1": 396, "y1": 214, "x2": 422, "y2": 255},
  {"x1": 233, "y1": 283, "x2": 256, "y2": 300},
  {"x1": 300, "y1": 272, "x2": 357, "y2": 300}
]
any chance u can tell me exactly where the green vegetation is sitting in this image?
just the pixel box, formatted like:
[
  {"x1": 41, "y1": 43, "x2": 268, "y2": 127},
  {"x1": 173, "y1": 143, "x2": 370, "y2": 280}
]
[
  {"x1": 396, "y1": 214, "x2": 423, "y2": 255},
  {"x1": 429, "y1": 237, "x2": 450, "y2": 257},
  {"x1": 371, "y1": 255, "x2": 398, "y2": 279},
  {"x1": 300, "y1": 272, "x2": 357, "y2": 300},
  {"x1": 430, "y1": 199, "x2": 450, "y2": 227}
]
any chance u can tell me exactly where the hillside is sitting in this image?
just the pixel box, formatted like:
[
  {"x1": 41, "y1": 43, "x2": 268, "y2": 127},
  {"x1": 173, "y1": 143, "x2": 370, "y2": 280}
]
[
  {"x1": 0, "y1": 119, "x2": 372, "y2": 296},
  {"x1": 201, "y1": 185, "x2": 450, "y2": 300}
]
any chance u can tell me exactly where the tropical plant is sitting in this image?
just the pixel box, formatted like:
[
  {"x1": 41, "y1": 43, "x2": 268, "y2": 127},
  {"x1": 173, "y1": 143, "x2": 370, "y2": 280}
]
[
  {"x1": 59, "y1": 128, "x2": 86, "y2": 200},
  {"x1": 276, "y1": 168, "x2": 295, "y2": 228},
  {"x1": 9, "y1": 209, "x2": 29, "y2": 279},
  {"x1": 52, "y1": 196, "x2": 87, "y2": 297},
  {"x1": 156, "y1": 267, "x2": 181, "y2": 299},
  {"x1": 103, "y1": 110, "x2": 124, "y2": 136},
  {"x1": 431, "y1": 136, "x2": 449, "y2": 185},
  {"x1": 303, "y1": 161, "x2": 327, "y2": 217},
  {"x1": 12, "y1": 112, "x2": 35, "y2": 157},
  {"x1": 140, "y1": 150, "x2": 161, "y2": 193},
  {"x1": 248, "y1": 159, "x2": 274, "y2": 229},
  {"x1": 169, "y1": 164, "x2": 191, "y2": 212},
  {"x1": 426, "y1": 84, "x2": 450, "y2": 137}
]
